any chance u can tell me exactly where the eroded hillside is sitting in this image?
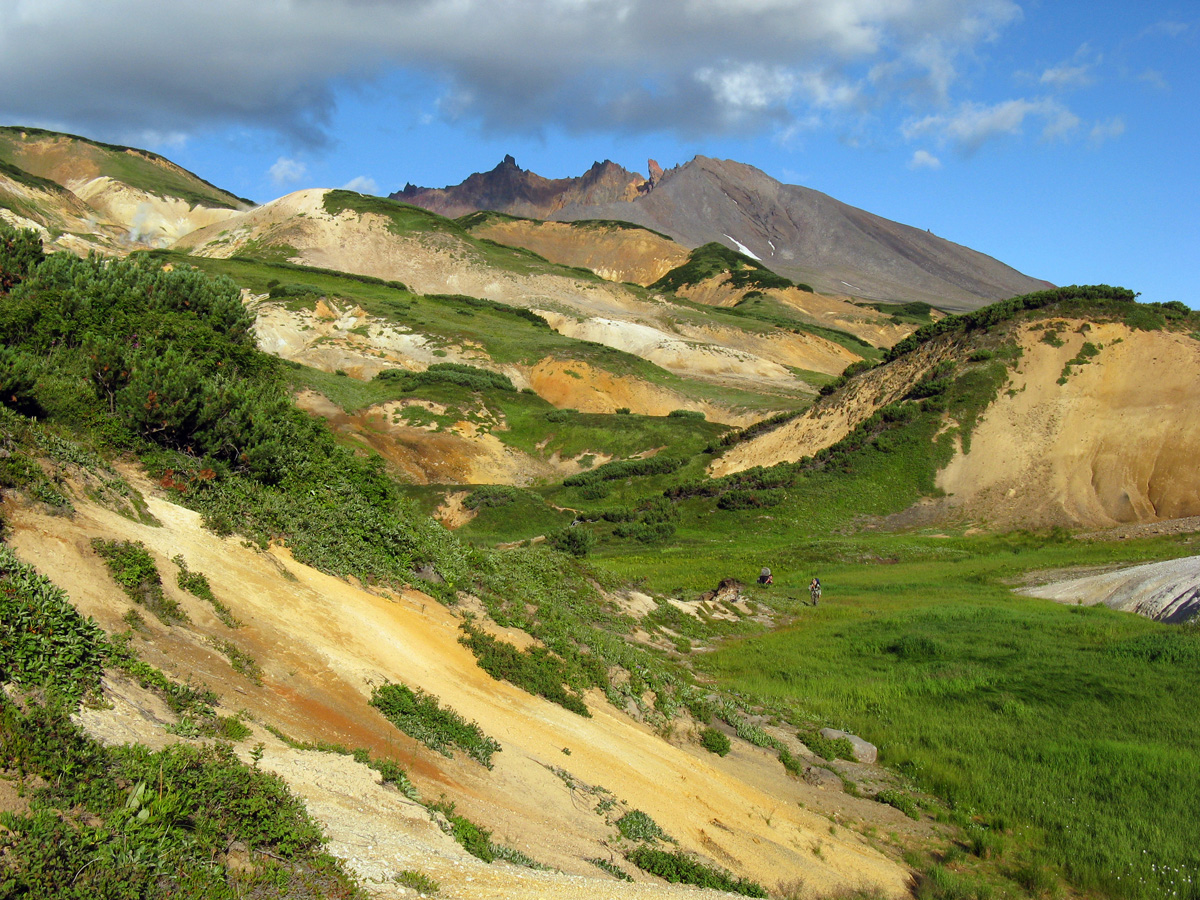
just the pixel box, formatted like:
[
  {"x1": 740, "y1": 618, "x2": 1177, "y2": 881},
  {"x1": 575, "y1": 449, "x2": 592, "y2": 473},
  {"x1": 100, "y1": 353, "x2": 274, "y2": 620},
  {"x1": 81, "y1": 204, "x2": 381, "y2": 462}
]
[
  {"x1": 937, "y1": 320, "x2": 1200, "y2": 528},
  {"x1": 6, "y1": 477, "x2": 915, "y2": 899},
  {"x1": 711, "y1": 293, "x2": 1200, "y2": 531},
  {"x1": 175, "y1": 190, "x2": 866, "y2": 407},
  {"x1": 0, "y1": 126, "x2": 248, "y2": 252}
]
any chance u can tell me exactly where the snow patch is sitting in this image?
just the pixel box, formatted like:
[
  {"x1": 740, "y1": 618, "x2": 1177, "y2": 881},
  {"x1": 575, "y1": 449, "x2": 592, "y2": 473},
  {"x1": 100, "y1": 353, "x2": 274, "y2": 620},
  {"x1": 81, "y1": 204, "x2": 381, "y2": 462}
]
[{"x1": 723, "y1": 234, "x2": 761, "y2": 261}]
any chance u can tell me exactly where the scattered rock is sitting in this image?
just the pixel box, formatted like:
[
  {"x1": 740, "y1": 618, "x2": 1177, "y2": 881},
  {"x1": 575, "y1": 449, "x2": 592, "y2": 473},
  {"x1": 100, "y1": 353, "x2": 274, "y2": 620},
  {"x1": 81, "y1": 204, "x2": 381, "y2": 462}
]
[
  {"x1": 820, "y1": 728, "x2": 878, "y2": 764},
  {"x1": 803, "y1": 766, "x2": 844, "y2": 791}
]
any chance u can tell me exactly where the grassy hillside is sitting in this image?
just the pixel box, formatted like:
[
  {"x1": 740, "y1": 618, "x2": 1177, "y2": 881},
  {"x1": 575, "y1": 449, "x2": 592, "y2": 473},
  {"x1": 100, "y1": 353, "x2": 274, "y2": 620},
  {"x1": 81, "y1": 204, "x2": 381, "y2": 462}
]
[
  {"x1": 166, "y1": 249, "x2": 812, "y2": 409},
  {"x1": 0, "y1": 125, "x2": 250, "y2": 208},
  {"x1": 6, "y1": 215, "x2": 1200, "y2": 899}
]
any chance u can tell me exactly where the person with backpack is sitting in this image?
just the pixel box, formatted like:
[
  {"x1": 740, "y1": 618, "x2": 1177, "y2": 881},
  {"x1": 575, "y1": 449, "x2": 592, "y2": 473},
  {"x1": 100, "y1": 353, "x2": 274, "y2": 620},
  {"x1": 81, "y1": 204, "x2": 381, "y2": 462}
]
[{"x1": 810, "y1": 577, "x2": 821, "y2": 605}]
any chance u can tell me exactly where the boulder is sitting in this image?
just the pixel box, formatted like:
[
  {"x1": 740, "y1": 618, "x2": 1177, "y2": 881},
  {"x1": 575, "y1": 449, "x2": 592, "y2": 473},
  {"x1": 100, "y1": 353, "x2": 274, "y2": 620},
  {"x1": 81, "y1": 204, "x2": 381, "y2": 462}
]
[{"x1": 820, "y1": 727, "x2": 878, "y2": 764}]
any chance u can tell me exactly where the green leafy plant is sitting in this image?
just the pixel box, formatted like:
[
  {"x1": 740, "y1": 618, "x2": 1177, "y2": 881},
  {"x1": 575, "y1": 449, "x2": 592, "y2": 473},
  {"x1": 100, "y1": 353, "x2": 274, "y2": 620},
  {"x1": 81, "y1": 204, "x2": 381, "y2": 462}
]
[
  {"x1": 370, "y1": 681, "x2": 501, "y2": 768},
  {"x1": 394, "y1": 870, "x2": 440, "y2": 893},
  {"x1": 699, "y1": 727, "x2": 731, "y2": 757},
  {"x1": 626, "y1": 846, "x2": 767, "y2": 897},
  {"x1": 616, "y1": 809, "x2": 672, "y2": 843},
  {"x1": 92, "y1": 538, "x2": 188, "y2": 624},
  {"x1": 174, "y1": 554, "x2": 239, "y2": 627}
]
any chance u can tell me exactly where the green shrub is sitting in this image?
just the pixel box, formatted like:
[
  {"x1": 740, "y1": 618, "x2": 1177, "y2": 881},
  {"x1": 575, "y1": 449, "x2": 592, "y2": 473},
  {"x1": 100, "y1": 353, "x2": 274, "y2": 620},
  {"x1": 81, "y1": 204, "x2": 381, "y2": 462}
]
[
  {"x1": 370, "y1": 682, "x2": 501, "y2": 768},
  {"x1": 458, "y1": 624, "x2": 591, "y2": 716},
  {"x1": 616, "y1": 809, "x2": 672, "y2": 843},
  {"x1": 626, "y1": 846, "x2": 767, "y2": 897},
  {"x1": 798, "y1": 728, "x2": 856, "y2": 761},
  {"x1": 549, "y1": 525, "x2": 595, "y2": 558},
  {"x1": 589, "y1": 857, "x2": 634, "y2": 881},
  {"x1": 394, "y1": 870, "x2": 440, "y2": 893},
  {"x1": 92, "y1": 538, "x2": 188, "y2": 624},
  {"x1": 208, "y1": 636, "x2": 263, "y2": 684},
  {"x1": 563, "y1": 455, "x2": 684, "y2": 487},
  {"x1": 699, "y1": 727, "x2": 731, "y2": 756},
  {"x1": 375, "y1": 361, "x2": 516, "y2": 393},
  {"x1": 428, "y1": 801, "x2": 494, "y2": 862},
  {"x1": 174, "y1": 555, "x2": 239, "y2": 627},
  {"x1": 0, "y1": 697, "x2": 355, "y2": 899},
  {"x1": 667, "y1": 409, "x2": 705, "y2": 420},
  {"x1": 463, "y1": 485, "x2": 523, "y2": 509},
  {"x1": 0, "y1": 544, "x2": 107, "y2": 700},
  {"x1": 778, "y1": 748, "x2": 805, "y2": 776}
]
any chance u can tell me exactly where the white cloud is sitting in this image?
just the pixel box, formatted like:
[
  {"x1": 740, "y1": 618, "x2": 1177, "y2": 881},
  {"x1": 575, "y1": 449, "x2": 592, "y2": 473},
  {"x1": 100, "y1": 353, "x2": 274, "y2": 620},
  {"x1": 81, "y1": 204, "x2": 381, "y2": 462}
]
[
  {"x1": 1138, "y1": 69, "x2": 1169, "y2": 91},
  {"x1": 0, "y1": 0, "x2": 1026, "y2": 144},
  {"x1": 908, "y1": 149, "x2": 942, "y2": 170},
  {"x1": 904, "y1": 97, "x2": 1080, "y2": 154},
  {"x1": 1037, "y1": 44, "x2": 1100, "y2": 92},
  {"x1": 1039, "y1": 64, "x2": 1092, "y2": 90},
  {"x1": 1140, "y1": 21, "x2": 1190, "y2": 39},
  {"x1": 342, "y1": 175, "x2": 379, "y2": 194},
  {"x1": 1089, "y1": 117, "x2": 1125, "y2": 146},
  {"x1": 269, "y1": 157, "x2": 307, "y2": 186}
]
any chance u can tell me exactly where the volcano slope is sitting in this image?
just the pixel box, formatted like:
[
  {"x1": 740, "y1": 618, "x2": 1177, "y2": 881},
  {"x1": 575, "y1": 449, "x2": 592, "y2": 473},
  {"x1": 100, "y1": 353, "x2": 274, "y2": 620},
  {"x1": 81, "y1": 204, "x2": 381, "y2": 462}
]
[
  {"x1": 394, "y1": 154, "x2": 1052, "y2": 310},
  {"x1": 0, "y1": 228, "x2": 922, "y2": 899},
  {"x1": 174, "y1": 189, "x2": 867, "y2": 408},
  {"x1": 0, "y1": 126, "x2": 249, "y2": 253},
  {"x1": 709, "y1": 286, "x2": 1200, "y2": 531}
]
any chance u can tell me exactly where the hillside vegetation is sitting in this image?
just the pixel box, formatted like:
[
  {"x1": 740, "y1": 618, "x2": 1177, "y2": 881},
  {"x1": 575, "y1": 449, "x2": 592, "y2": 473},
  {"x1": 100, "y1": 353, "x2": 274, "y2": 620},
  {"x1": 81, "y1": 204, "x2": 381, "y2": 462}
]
[{"x1": 3, "y1": 135, "x2": 1200, "y2": 900}]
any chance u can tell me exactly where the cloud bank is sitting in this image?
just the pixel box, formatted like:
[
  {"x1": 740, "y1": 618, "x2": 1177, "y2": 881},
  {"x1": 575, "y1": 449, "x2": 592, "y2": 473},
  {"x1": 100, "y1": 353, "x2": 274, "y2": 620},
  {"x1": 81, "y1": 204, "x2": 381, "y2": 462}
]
[{"x1": 0, "y1": 0, "x2": 1024, "y2": 145}]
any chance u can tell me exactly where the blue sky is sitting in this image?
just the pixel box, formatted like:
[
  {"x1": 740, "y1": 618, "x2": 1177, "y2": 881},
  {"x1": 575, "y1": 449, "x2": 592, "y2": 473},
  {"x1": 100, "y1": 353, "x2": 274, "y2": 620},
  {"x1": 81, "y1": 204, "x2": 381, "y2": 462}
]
[{"x1": 1, "y1": 0, "x2": 1195, "y2": 305}]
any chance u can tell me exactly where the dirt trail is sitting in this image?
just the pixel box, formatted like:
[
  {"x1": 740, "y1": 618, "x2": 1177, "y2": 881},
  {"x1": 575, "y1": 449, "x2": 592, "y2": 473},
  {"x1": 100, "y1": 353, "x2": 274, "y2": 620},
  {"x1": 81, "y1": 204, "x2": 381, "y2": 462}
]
[{"x1": 8, "y1": 480, "x2": 913, "y2": 899}]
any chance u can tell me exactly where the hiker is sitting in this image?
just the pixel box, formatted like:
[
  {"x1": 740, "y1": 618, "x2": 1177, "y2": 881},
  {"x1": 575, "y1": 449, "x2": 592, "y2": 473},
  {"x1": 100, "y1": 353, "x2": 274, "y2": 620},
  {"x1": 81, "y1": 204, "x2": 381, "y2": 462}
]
[
  {"x1": 757, "y1": 567, "x2": 773, "y2": 586},
  {"x1": 810, "y1": 577, "x2": 821, "y2": 605}
]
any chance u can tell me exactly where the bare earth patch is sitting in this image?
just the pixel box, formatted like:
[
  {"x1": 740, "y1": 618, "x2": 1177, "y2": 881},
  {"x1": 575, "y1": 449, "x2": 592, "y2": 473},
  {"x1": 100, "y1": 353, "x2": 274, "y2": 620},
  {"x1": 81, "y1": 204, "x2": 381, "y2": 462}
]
[{"x1": 8, "y1": 480, "x2": 913, "y2": 899}]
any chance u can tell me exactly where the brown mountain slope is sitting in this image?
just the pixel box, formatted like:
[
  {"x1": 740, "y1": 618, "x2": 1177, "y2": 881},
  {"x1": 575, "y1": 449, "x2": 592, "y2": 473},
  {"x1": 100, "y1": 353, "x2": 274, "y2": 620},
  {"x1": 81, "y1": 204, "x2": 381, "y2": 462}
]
[
  {"x1": 8, "y1": 479, "x2": 914, "y2": 899},
  {"x1": 393, "y1": 155, "x2": 1052, "y2": 310},
  {"x1": 464, "y1": 216, "x2": 689, "y2": 286}
]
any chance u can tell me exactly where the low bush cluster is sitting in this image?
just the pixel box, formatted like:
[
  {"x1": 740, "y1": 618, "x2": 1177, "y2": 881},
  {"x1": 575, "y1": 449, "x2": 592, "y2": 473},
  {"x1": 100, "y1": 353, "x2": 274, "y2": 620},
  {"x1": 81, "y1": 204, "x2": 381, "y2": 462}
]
[
  {"x1": 0, "y1": 699, "x2": 354, "y2": 900},
  {"x1": 91, "y1": 538, "x2": 188, "y2": 624},
  {"x1": 798, "y1": 728, "x2": 856, "y2": 761},
  {"x1": 458, "y1": 623, "x2": 592, "y2": 717},
  {"x1": 374, "y1": 361, "x2": 516, "y2": 393},
  {"x1": 699, "y1": 726, "x2": 731, "y2": 756},
  {"x1": 563, "y1": 455, "x2": 684, "y2": 488},
  {"x1": 626, "y1": 846, "x2": 767, "y2": 897},
  {"x1": 0, "y1": 543, "x2": 106, "y2": 699},
  {"x1": 370, "y1": 681, "x2": 501, "y2": 768},
  {"x1": 616, "y1": 809, "x2": 673, "y2": 843},
  {"x1": 174, "y1": 555, "x2": 239, "y2": 627}
]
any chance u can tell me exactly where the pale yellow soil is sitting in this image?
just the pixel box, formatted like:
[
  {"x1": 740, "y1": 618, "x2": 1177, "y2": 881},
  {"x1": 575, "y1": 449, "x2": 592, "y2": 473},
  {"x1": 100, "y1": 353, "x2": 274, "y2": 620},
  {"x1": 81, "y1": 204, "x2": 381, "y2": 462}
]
[
  {"x1": 937, "y1": 322, "x2": 1200, "y2": 527},
  {"x1": 7, "y1": 477, "x2": 914, "y2": 900},
  {"x1": 712, "y1": 321, "x2": 1200, "y2": 531},
  {"x1": 709, "y1": 339, "x2": 959, "y2": 477},
  {"x1": 469, "y1": 219, "x2": 690, "y2": 286}
]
